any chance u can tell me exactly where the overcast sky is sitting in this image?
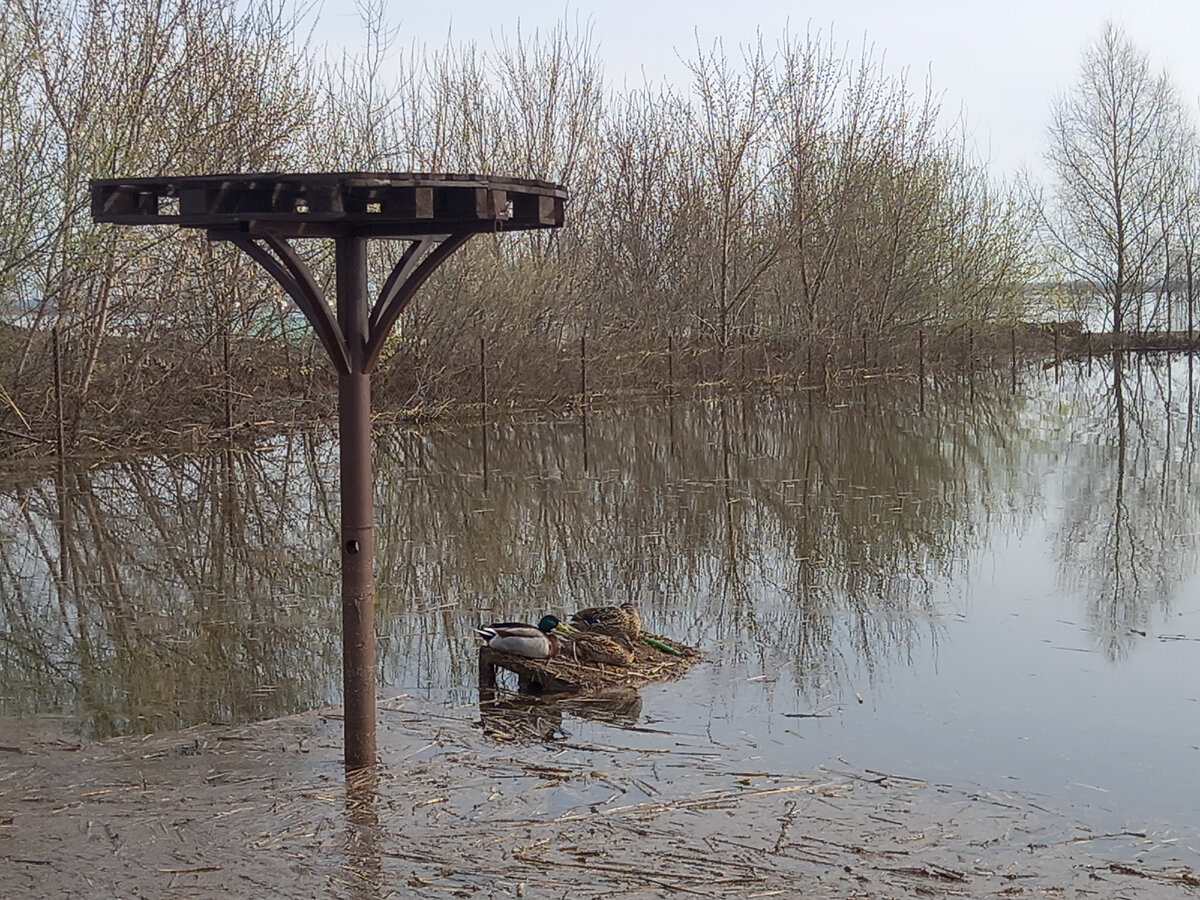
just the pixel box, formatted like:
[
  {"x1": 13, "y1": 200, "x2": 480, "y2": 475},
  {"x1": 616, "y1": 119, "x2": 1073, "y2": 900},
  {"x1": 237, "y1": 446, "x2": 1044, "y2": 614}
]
[{"x1": 318, "y1": 0, "x2": 1200, "y2": 183}]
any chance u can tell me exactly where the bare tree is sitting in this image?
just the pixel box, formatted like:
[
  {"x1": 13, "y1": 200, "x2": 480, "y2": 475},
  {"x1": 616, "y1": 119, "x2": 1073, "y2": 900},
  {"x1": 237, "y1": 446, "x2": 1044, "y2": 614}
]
[
  {"x1": 0, "y1": 4, "x2": 1037, "y2": 450},
  {"x1": 1165, "y1": 141, "x2": 1200, "y2": 340},
  {"x1": 684, "y1": 37, "x2": 780, "y2": 357},
  {"x1": 1042, "y1": 22, "x2": 1190, "y2": 335},
  {"x1": 1, "y1": 0, "x2": 319, "y2": 436}
]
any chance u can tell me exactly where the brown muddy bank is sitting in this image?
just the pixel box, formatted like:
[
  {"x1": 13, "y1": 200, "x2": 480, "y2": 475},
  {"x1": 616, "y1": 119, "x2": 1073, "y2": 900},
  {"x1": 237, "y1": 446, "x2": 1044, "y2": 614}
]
[{"x1": 2, "y1": 695, "x2": 1197, "y2": 899}]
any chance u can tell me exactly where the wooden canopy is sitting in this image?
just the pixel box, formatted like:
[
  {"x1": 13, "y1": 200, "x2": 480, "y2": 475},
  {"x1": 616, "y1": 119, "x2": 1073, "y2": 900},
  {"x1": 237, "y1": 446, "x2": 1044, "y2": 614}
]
[
  {"x1": 90, "y1": 170, "x2": 568, "y2": 770},
  {"x1": 91, "y1": 171, "x2": 567, "y2": 238}
]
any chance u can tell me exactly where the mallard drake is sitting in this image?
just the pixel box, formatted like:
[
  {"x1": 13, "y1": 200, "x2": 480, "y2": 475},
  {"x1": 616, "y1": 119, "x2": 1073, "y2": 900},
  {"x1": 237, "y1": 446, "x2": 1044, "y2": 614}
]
[
  {"x1": 570, "y1": 603, "x2": 642, "y2": 643},
  {"x1": 560, "y1": 631, "x2": 635, "y2": 667},
  {"x1": 476, "y1": 615, "x2": 569, "y2": 660}
]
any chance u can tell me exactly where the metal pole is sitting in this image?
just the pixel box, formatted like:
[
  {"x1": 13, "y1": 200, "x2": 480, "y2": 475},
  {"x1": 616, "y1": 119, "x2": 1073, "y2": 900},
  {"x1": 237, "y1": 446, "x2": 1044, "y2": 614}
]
[
  {"x1": 52, "y1": 327, "x2": 68, "y2": 584},
  {"x1": 579, "y1": 334, "x2": 587, "y2": 399},
  {"x1": 918, "y1": 330, "x2": 926, "y2": 414},
  {"x1": 480, "y1": 336, "x2": 489, "y2": 492},
  {"x1": 222, "y1": 329, "x2": 233, "y2": 431},
  {"x1": 52, "y1": 327, "x2": 66, "y2": 459},
  {"x1": 1010, "y1": 326, "x2": 1017, "y2": 395},
  {"x1": 336, "y1": 237, "x2": 376, "y2": 770},
  {"x1": 580, "y1": 334, "x2": 589, "y2": 473},
  {"x1": 667, "y1": 335, "x2": 675, "y2": 397}
]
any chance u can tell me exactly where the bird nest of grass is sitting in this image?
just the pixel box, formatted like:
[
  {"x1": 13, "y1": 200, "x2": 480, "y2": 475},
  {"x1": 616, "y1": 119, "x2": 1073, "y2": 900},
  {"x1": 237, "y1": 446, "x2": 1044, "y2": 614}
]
[{"x1": 479, "y1": 631, "x2": 700, "y2": 694}]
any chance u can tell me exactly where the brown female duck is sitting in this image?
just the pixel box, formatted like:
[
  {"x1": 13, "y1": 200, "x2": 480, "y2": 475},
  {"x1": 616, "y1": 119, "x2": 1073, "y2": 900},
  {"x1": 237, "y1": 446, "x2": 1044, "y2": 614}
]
[
  {"x1": 560, "y1": 631, "x2": 635, "y2": 666},
  {"x1": 570, "y1": 603, "x2": 642, "y2": 644}
]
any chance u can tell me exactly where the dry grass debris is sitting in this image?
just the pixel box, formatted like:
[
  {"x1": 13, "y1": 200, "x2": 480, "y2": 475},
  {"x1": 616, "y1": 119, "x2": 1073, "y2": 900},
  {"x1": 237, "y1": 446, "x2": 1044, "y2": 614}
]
[
  {"x1": 480, "y1": 632, "x2": 700, "y2": 695},
  {"x1": 2, "y1": 700, "x2": 1198, "y2": 898}
]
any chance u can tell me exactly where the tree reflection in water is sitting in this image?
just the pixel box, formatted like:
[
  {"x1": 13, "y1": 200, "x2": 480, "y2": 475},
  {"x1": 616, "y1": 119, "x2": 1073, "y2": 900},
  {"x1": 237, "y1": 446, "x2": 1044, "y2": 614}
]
[
  {"x1": 2, "y1": 360, "x2": 1199, "y2": 740},
  {"x1": 1052, "y1": 353, "x2": 1200, "y2": 659}
]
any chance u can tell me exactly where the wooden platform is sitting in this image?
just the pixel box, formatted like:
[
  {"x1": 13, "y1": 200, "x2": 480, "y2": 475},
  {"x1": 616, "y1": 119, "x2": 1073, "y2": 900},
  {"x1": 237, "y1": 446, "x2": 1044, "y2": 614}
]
[
  {"x1": 478, "y1": 632, "x2": 700, "y2": 695},
  {"x1": 90, "y1": 172, "x2": 566, "y2": 238}
]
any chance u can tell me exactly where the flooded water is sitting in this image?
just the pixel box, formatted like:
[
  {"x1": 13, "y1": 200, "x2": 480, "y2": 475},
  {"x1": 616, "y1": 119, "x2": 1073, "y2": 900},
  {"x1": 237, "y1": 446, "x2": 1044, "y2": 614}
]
[{"x1": 3, "y1": 356, "x2": 1199, "y2": 839}]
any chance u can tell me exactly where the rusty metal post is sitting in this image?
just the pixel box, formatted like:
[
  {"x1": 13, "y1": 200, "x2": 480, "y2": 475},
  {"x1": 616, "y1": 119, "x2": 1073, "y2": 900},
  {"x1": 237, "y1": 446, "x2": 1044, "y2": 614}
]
[
  {"x1": 579, "y1": 335, "x2": 590, "y2": 473},
  {"x1": 336, "y1": 237, "x2": 376, "y2": 770},
  {"x1": 479, "y1": 336, "x2": 489, "y2": 492},
  {"x1": 968, "y1": 327, "x2": 976, "y2": 403},
  {"x1": 222, "y1": 329, "x2": 233, "y2": 431},
  {"x1": 579, "y1": 334, "x2": 588, "y2": 399},
  {"x1": 740, "y1": 330, "x2": 747, "y2": 386},
  {"x1": 667, "y1": 335, "x2": 675, "y2": 397},
  {"x1": 52, "y1": 328, "x2": 66, "y2": 459},
  {"x1": 918, "y1": 330, "x2": 926, "y2": 413},
  {"x1": 52, "y1": 327, "x2": 69, "y2": 584},
  {"x1": 1010, "y1": 326, "x2": 1017, "y2": 395}
]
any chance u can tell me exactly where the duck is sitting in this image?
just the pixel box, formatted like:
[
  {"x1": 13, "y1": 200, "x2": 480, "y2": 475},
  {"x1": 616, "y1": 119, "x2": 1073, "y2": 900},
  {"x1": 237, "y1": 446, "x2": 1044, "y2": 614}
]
[
  {"x1": 476, "y1": 615, "x2": 569, "y2": 660},
  {"x1": 570, "y1": 603, "x2": 642, "y2": 644},
  {"x1": 560, "y1": 631, "x2": 635, "y2": 666}
]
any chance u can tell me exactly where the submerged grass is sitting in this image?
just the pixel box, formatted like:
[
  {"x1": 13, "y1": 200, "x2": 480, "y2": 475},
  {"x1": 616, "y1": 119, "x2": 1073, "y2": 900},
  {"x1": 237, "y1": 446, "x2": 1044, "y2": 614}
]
[{"x1": 2, "y1": 695, "x2": 1198, "y2": 899}]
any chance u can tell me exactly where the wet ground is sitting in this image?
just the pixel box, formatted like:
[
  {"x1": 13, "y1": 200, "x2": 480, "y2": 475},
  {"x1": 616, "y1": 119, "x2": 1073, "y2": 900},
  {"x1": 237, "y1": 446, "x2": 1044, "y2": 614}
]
[
  {"x1": 5, "y1": 362, "x2": 1200, "y2": 896},
  {"x1": 3, "y1": 693, "x2": 1199, "y2": 899}
]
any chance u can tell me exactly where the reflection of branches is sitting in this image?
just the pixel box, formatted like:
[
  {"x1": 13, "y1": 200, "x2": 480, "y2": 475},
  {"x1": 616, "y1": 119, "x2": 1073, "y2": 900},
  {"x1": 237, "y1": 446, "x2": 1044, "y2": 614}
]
[
  {"x1": 0, "y1": 445, "x2": 343, "y2": 736},
  {"x1": 1054, "y1": 355, "x2": 1200, "y2": 659},
  {"x1": 1, "y1": 377, "x2": 1051, "y2": 735},
  {"x1": 716, "y1": 398, "x2": 760, "y2": 666},
  {"x1": 376, "y1": 380, "x2": 1037, "y2": 702}
]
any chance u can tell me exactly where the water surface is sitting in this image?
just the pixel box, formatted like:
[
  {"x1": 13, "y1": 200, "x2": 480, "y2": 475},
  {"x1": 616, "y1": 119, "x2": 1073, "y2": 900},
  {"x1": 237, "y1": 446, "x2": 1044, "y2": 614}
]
[{"x1": 2, "y1": 357, "x2": 1198, "y2": 837}]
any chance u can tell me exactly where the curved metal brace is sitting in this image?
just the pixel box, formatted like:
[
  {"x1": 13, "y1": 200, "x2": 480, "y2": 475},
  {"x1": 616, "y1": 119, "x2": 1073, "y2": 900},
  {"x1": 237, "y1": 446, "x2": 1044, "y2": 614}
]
[
  {"x1": 232, "y1": 235, "x2": 351, "y2": 375},
  {"x1": 364, "y1": 232, "x2": 474, "y2": 372},
  {"x1": 368, "y1": 237, "x2": 440, "y2": 332}
]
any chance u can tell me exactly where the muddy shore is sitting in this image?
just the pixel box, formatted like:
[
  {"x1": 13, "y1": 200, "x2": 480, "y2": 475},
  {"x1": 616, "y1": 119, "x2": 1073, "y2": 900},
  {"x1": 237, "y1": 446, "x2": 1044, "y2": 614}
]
[{"x1": 3, "y1": 694, "x2": 1198, "y2": 898}]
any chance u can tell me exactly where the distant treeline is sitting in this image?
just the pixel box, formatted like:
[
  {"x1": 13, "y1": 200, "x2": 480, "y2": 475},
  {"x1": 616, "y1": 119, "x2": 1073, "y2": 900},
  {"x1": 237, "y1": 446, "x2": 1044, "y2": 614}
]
[{"x1": 0, "y1": 0, "x2": 1034, "y2": 454}]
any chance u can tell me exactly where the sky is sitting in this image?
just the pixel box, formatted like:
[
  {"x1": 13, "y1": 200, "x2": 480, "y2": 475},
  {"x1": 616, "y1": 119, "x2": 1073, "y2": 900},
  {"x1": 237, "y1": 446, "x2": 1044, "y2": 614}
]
[{"x1": 317, "y1": 0, "x2": 1200, "y2": 184}]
